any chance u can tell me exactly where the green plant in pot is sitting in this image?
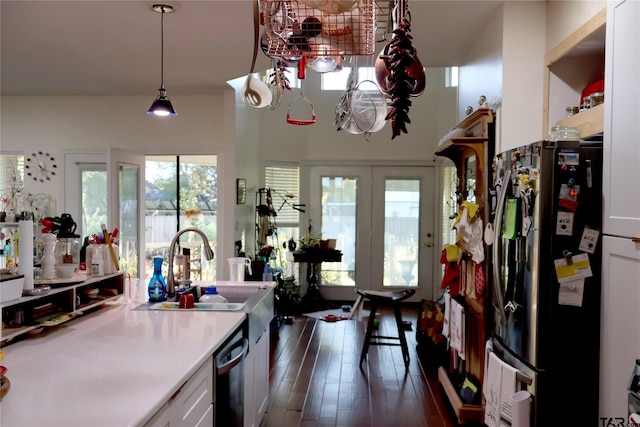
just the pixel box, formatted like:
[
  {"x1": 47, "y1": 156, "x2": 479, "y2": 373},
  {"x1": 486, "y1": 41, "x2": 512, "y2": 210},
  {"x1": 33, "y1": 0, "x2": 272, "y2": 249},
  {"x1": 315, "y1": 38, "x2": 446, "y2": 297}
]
[{"x1": 298, "y1": 234, "x2": 321, "y2": 251}]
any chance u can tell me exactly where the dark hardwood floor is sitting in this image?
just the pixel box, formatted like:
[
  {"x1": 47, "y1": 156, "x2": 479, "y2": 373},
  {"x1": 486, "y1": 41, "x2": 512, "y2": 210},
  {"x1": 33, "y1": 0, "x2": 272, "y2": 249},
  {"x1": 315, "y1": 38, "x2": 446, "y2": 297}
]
[{"x1": 260, "y1": 304, "x2": 458, "y2": 427}]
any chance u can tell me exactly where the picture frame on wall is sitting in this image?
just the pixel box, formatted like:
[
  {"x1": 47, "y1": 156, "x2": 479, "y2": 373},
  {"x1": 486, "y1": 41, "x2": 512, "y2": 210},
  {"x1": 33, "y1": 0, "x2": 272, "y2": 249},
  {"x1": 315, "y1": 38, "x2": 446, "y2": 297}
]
[{"x1": 236, "y1": 178, "x2": 246, "y2": 204}]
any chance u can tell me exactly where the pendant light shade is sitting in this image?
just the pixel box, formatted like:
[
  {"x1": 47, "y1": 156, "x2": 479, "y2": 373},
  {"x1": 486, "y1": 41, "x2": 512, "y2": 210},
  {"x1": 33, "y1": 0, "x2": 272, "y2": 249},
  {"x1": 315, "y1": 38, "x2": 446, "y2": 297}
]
[{"x1": 148, "y1": 4, "x2": 176, "y2": 116}]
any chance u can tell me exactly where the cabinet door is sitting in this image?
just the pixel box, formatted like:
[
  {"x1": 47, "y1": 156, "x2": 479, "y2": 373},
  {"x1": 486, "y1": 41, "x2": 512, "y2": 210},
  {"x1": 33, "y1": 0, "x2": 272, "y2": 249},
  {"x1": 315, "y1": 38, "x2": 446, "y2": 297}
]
[
  {"x1": 243, "y1": 344, "x2": 257, "y2": 427},
  {"x1": 603, "y1": 0, "x2": 640, "y2": 236},
  {"x1": 599, "y1": 235, "x2": 640, "y2": 420},
  {"x1": 254, "y1": 331, "x2": 270, "y2": 419},
  {"x1": 169, "y1": 357, "x2": 214, "y2": 426},
  {"x1": 144, "y1": 402, "x2": 170, "y2": 427},
  {"x1": 244, "y1": 329, "x2": 270, "y2": 427}
]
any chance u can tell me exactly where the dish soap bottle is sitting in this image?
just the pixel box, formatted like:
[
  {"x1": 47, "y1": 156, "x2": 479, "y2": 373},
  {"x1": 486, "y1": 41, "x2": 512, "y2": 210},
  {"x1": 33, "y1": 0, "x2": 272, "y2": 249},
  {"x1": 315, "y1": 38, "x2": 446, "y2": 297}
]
[
  {"x1": 148, "y1": 255, "x2": 167, "y2": 302},
  {"x1": 199, "y1": 286, "x2": 228, "y2": 303}
]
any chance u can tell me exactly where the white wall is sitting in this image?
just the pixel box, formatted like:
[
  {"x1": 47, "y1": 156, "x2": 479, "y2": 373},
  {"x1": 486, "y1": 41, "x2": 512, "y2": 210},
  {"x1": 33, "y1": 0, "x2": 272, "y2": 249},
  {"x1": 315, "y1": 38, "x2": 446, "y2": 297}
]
[
  {"x1": 546, "y1": 0, "x2": 607, "y2": 50},
  {"x1": 232, "y1": 67, "x2": 458, "y2": 259},
  {"x1": 1, "y1": 68, "x2": 458, "y2": 277},
  {"x1": 500, "y1": 1, "x2": 547, "y2": 152},
  {"x1": 458, "y1": 2, "x2": 547, "y2": 154},
  {"x1": 0, "y1": 93, "x2": 234, "y2": 270},
  {"x1": 457, "y1": 6, "x2": 504, "y2": 124}
]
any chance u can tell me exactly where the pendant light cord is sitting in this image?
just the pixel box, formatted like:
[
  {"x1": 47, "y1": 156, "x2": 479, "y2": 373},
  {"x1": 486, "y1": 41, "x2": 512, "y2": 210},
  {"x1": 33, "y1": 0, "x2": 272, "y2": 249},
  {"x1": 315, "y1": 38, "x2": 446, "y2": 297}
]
[{"x1": 160, "y1": 8, "x2": 165, "y2": 88}]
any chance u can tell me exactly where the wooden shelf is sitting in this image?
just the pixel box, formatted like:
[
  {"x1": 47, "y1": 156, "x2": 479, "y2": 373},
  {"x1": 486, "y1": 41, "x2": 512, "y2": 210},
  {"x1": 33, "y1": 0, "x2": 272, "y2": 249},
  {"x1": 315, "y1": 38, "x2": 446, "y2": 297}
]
[
  {"x1": 543, "y1": 9, "x2": 606, "y2": 138},
  {"x1": 1, "y1": 272, "x2": 124, "y2": 344},
  {"x1": 438, "y1": 367, "x2": 484, "y2": 424},
  {"x1": 555, "y1": 103, "x2": 604, "y2": 138}
]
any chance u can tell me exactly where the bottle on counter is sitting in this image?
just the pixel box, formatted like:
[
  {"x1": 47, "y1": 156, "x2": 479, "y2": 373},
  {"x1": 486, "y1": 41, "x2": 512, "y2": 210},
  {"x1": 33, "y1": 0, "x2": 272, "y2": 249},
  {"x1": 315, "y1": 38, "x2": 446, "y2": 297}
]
[
  {"x1": 262, "y1": 263, "x2": 273, "y2": 282},
  {"x1": 199, "y1": 286, "x2": 227, "y2": 303},
  {"x1": 148, "y1": 255, "x2": 167, "y2": 302}
]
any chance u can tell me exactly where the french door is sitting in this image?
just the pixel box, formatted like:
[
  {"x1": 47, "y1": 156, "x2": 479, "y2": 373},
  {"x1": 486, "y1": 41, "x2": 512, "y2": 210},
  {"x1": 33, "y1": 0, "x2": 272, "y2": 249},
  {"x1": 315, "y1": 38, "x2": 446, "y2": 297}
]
[
  {"x1": 63, "y1": 149, "x2": 145, "y2": 280},
  {"x1": 108, "y1": 148, "x2": 145, "y2": 280},
  {"x1": 308, "y1": 165, "x2": 436, "y2": 302}
]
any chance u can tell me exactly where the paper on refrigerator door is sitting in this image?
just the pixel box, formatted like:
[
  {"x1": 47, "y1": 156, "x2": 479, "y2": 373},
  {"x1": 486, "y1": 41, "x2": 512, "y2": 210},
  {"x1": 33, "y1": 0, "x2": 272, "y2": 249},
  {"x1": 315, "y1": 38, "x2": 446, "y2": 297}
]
[
  {"x1": 502, "y1": 198, "x2": 517, "y2": 240},
  {"x1": 554, "y1": 253, "x2": 593, "y2": 283}
]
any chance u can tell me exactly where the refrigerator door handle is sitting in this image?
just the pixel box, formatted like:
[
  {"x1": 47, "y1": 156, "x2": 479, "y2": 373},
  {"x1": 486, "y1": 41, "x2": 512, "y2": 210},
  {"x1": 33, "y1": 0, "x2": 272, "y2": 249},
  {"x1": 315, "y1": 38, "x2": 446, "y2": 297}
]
[{"x1": 492, "y1": 169, "x2": 511, "y2": 330}]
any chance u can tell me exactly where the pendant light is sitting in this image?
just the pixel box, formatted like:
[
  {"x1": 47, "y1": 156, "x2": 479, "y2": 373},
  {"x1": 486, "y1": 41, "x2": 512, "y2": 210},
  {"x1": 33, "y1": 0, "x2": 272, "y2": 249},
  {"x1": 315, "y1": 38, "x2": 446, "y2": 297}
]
[{"x1": 147, "y1": 4, "x2": 177, "y2": 116}]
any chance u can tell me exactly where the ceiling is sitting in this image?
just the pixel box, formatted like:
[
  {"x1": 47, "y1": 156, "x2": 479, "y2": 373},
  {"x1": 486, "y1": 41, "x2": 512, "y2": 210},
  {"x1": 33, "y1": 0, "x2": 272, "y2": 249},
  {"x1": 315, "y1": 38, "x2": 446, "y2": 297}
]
[{"x1": 1, "y1": 0, "x2": 505, "y2": 97}]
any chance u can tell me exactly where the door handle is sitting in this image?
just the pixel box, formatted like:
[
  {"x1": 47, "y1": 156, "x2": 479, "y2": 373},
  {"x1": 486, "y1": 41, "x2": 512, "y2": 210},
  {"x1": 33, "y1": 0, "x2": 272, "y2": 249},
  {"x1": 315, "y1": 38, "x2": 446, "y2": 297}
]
[
  {"x1": 492, "y1": 169, "x2": 511, "y2": 330},
  {"x1": 216, "y1": 338, "x2": 249, "y2": 376}
]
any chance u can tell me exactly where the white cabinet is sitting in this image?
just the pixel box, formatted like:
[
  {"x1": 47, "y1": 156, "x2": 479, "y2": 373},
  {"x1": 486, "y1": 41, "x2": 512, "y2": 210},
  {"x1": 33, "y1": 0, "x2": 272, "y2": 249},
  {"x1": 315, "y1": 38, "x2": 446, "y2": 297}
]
[
  {"x1": 1, "y1": 272, "x2": 124, "y2": 343},
  {"x1": 244, "y1": 329, "x2": 270, "y2": 427},
  {"x1": 603, "y1": 0, "x2": 640, "y2": 237},
  {"x1": 144, "y1": 403, "x2": 170, "y2": 427},
  {"x1": 599, "y1": 236, "x2": 640, "y2": 419},
  {"x1": 600, "y1": 0, "x2": 640, "y2": 421},
  {"x1": 145, "y1": 357, "x2": 214, "y2": 427}
]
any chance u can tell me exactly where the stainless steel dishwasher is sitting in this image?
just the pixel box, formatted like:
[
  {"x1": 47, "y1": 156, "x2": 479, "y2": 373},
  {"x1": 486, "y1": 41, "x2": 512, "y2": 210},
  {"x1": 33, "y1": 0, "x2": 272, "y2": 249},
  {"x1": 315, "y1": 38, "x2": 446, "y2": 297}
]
[{"x1": 215, "y1": 326, "x2": 248, "y2": 427}]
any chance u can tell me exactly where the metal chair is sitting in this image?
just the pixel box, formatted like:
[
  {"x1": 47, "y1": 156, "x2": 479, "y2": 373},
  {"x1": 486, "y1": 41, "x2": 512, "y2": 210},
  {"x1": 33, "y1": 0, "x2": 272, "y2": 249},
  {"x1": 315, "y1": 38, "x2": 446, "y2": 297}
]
[{"x1": 356, "y1": 288, "x2": 416, "y2": 368}]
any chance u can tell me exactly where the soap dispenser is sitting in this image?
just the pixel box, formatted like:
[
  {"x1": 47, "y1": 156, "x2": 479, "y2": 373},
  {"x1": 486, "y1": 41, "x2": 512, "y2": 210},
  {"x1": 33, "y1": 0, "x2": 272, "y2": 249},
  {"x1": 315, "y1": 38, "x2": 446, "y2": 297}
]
[
  {"x1": 148, "y1": 255, "x2": 167, "y2": 302},
  {"x1": 199, "y1": 286, "x2": 227, "y2": 303}
]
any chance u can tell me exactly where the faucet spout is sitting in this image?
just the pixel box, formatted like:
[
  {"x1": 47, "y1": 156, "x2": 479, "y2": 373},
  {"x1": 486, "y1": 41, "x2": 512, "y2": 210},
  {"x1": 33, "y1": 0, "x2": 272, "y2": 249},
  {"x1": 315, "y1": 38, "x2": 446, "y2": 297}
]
[{"x1": 167, "y1": 227, "x2": 214, "y2": 297}]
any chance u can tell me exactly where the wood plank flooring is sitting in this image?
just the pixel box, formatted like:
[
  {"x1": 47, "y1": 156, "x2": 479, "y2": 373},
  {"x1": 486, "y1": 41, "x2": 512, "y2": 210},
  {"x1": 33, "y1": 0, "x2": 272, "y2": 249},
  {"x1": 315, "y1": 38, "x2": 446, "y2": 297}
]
[{"x1": 260, "y1": 305, "x2": 458, "y2": 427}]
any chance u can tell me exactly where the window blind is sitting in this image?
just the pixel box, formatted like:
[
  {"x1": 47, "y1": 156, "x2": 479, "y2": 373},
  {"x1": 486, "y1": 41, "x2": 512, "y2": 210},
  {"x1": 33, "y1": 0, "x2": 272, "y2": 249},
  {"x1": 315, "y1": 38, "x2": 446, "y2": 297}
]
[{"x1": 265, "y1": 163, "x2": 300, "y2": 225}]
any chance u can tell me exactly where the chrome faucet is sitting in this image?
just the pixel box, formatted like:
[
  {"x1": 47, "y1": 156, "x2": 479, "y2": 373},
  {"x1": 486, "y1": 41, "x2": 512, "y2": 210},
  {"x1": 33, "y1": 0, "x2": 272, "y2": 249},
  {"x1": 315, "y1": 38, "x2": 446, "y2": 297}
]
[{"x1": 167, "y1": 227, "x2": 215, "y2": 297}]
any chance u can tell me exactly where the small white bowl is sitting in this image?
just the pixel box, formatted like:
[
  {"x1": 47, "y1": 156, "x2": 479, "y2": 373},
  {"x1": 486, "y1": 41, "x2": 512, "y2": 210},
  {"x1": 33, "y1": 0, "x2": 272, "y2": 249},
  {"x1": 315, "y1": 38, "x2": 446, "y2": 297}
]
[{"x1": 55, "y1": 264, "x2": 77, "y2": 279}]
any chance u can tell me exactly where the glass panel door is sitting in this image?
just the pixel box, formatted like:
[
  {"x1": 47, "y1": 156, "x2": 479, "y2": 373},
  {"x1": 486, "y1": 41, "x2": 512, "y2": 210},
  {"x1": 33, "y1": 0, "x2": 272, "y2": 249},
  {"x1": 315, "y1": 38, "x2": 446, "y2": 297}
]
[
  {"x1": 381, "y1": 178, "x2": 420, "y2": 287},
  {"x1": 308, "y1": 166, "x2": 371, "y2": 302},
  {"x1": 309, "y1": 166, "x2": 435, "y2": 302},
  {"x1": 108, "y1": 148, "x2": 145, "y2": 280},
  {"x1": 319, "y1": 175, "x2": 359, "y2": 288}
]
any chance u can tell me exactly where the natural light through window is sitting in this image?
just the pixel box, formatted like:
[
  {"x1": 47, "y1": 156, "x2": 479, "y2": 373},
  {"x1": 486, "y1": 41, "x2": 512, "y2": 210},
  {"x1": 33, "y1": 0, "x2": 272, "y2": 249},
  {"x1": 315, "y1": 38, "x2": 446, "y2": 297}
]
[
  {"x1": 321, "y1": 66, "x2": 427, "y2": 91},
  {"x1": 321, "y1": 67, "x2": 380, "y2": 91},
  {"x1": 446, "y1": 66, "x2": 459, "y2": 88}
]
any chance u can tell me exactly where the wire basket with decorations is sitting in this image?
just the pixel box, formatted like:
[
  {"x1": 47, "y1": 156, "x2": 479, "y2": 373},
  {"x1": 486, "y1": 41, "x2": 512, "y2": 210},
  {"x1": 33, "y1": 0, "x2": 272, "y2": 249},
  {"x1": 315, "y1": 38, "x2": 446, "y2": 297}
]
[{"x1": 261, "y1": 0, "x2": 376, "y2": 59}]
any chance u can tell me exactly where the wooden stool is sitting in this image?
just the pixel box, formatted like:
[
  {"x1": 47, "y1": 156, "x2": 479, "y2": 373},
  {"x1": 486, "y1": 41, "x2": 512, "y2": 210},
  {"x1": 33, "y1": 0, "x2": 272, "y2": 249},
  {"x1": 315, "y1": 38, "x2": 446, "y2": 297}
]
[{"x1": 357, "y1": 288, "x2": 416, "y2": 368}]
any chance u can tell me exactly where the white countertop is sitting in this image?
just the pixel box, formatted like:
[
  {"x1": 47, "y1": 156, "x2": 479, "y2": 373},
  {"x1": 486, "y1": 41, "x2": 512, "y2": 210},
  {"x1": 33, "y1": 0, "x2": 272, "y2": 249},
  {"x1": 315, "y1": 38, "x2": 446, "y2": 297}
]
[{"x1": 0, "y1": 302, "x2": 246, "y2": 426}]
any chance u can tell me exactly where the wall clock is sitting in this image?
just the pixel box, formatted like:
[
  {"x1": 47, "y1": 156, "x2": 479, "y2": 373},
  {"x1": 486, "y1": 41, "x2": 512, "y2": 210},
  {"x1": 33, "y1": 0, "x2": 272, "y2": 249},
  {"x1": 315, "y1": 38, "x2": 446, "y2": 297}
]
[{"x1": 25, "y1": 151, "x2": 57, "y2": 182}]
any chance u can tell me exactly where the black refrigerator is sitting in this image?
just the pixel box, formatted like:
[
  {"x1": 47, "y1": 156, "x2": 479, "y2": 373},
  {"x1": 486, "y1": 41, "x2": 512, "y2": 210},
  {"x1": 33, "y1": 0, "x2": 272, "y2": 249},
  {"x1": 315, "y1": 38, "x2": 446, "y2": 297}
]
[{"x1": 490, "y1": 139, "x2": 603, "y2": 427}]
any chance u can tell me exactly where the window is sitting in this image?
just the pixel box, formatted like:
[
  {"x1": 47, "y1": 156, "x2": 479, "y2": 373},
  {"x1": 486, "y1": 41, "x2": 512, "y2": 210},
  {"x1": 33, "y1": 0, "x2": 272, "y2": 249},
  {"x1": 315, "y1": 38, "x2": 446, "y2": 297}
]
[
  {"x1": 0, "y1": 153, "x2": 24, "y2": 214},
  {"x1": 446, "y1": 66, "x2": 459, "y2": 88},
  {"x1": 321, "y1": 67, "x2": 351, "y2": 90},
  {"x1": 145, "y1": 155, "x2": 217, "y2": 281},
  {"x1": 441, "y1": 164, "x2": 458, "y2": 247},
  {"x1": 264, "y1": 163, "x2": 301, "y2": 277},
  {"x1": 321, "y1": 66, "x2": 379, "y2": 91}
]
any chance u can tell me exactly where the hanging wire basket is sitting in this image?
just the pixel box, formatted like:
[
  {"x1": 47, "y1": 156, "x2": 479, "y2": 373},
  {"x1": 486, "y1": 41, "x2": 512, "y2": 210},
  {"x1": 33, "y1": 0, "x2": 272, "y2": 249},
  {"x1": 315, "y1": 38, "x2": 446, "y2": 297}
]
[{"x1": 261, "y1": 0, "x2": 376, "y2": 58}]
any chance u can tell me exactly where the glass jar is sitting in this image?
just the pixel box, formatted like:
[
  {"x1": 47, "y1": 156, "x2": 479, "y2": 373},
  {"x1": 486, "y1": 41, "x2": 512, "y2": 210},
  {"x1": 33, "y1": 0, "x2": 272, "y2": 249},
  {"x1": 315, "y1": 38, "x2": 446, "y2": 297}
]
[
  {"x1": 566, "y1": 106, "x2": 580, "y2": 116},
  {"x1": 554, "y1": 126, "x2": 580, "y2": 141},
  {"x1": 590, "y1": 92, "x2": 604, "y2": 108},
  {"x1": 54, "y1": 237, "x2": 81, "y2": 266}
]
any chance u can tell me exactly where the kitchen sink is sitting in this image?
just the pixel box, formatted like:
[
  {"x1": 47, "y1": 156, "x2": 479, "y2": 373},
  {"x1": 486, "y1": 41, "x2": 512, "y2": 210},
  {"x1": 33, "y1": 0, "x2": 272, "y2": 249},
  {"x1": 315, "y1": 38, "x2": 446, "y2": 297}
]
[
  {"x1": 133, "y1": 283, "x2": 275, "y2": 350},
  {"x1": 148, "y1": 301, "x2": 246, "y2": 311}
]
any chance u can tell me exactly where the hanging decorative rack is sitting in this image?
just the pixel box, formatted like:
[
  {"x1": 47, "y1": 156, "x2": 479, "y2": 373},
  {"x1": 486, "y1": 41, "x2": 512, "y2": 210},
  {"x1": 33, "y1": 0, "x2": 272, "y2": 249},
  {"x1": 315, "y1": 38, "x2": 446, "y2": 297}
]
[{"x1": 261, "y1": 0, "x2": 376, "y2": 58}]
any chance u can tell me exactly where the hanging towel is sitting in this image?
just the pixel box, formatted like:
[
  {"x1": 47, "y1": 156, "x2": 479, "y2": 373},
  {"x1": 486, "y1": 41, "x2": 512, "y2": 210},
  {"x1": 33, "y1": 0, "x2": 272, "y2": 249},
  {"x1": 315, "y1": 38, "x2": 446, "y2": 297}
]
[
  {"x1": 449, "y1": 299, "x2": 465, "y2": 359},
  {"x1": 500, "y1": 362, "x2": 520, "y2": 427},
  {"x1": 484, "y1": 352, "x2": 503, "y2": 427},
  {"x1": 443, "y1": 291, "x2": 451, "y2": 338},
  {"x1": 468, "y1": 218, "x2": 485, "y2": 263},
  {"x1": 440, "y1": 249, "x2": 460, "y2": 295},
  {"x1": 454, "y1": 207, "x2": 473, "y2": 244}
]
